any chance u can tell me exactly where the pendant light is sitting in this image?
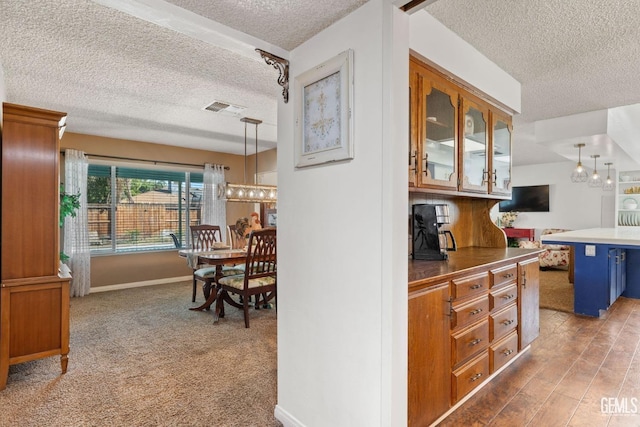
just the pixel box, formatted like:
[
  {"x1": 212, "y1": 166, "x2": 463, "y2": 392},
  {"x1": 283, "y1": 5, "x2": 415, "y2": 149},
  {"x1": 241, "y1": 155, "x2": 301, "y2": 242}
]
[
  {"x1": 223, "y1": 117, "x2": 277, "y2": 203},
  {"x1": 587, "y1": 154, "x2": 603, "y2": 188},
  {"x1": 570, "y1": 143, "x2": 588, "y2": 182},
  {"x1": 602, "y1": 162, "x2": 614, "y2": 191}
]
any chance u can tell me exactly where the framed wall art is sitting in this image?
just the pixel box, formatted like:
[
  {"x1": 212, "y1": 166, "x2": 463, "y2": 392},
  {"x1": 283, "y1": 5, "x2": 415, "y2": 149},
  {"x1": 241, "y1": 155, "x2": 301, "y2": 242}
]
[{"x1": 294, "y1": 49, "x2": 354, "y2": 168}]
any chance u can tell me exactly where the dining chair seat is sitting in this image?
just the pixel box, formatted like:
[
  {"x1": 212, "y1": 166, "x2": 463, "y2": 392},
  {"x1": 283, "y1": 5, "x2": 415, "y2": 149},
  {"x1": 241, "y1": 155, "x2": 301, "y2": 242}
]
[
  {"x1": 218, "y1": 274, "x2": 276, "y2": 290},
  {"x1": 193, "y1": 265, "x2": 246, "y2": 278}
]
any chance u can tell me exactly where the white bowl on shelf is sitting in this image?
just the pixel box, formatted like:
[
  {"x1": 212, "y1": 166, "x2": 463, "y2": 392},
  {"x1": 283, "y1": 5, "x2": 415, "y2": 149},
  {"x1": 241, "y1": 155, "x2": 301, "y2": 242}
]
[{"x1": 623, "y1": 198, "x2": 638, "y2": 210}]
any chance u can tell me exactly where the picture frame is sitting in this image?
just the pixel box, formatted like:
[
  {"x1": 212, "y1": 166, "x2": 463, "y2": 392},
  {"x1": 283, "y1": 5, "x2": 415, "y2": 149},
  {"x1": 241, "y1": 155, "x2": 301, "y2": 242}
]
[
  {"x1": 294, "y1": 49, "x2": 354, "y2": 168},
  {"x1": 265, "y1": 209, "x2": 277, "y2": 227}
]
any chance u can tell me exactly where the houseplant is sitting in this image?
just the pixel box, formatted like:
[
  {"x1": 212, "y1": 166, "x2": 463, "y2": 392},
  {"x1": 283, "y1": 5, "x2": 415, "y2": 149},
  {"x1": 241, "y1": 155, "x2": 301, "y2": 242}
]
[{"x1": 60, "y1": 184, "x2": 81, "y2": 262}]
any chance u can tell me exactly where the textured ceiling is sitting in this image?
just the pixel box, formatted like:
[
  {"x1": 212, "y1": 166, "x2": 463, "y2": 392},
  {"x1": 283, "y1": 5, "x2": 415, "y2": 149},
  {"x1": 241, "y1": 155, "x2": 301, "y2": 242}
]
[
  {"x1": 424, "y1": 0, "x2": 640, "y2": 167},
  {"x1": 1, "y1": 0, "x2": 640, "y2": 167}
]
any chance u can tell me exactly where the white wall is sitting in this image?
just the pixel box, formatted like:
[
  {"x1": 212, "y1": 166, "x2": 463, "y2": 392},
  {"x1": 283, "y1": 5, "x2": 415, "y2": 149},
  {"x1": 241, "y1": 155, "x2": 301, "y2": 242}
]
[
  {"x1": 275, "y1": 1, "x2": 408, "y2": 426},
  {"x1": 409, "y1": 10, "x2": 521, "y2": 114},
  {"x1": 492, "y1": 161, "x2": 615, "y2": 237}
]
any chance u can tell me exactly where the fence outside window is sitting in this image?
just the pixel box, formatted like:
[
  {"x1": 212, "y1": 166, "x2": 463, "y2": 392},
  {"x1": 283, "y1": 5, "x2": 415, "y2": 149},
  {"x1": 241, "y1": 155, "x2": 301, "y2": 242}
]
[{"x1": 87, "y1": 165, "x2": 204, "y2": 253}]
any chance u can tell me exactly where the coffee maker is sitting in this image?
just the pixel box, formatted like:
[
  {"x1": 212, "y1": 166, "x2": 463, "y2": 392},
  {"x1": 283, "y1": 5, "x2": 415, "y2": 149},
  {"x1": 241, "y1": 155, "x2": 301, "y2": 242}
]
[{"x1": 412, "y1": 203, "x2": 457, "y2": 260}]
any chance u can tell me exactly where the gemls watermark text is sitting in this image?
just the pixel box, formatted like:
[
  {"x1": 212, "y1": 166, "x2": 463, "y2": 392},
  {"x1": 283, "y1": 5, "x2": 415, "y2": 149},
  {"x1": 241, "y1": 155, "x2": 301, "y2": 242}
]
[{"x1": 601, "y1": 397, "x2": 639, "y2": 415}]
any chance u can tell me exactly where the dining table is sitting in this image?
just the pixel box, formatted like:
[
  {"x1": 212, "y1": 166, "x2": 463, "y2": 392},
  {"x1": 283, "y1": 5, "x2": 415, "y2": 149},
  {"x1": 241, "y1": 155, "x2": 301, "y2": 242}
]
[{"x1": 179, "y1": 248, "x2": 247, "y2": 318}]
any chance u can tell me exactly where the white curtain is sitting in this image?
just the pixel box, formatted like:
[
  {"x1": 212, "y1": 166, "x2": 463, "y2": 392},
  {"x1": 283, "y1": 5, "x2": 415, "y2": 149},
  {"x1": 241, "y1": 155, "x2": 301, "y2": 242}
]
[
  {"x1": 202, "y1": 163, "x2": 227, "y2": 241},
  {"x1": 63, "y1": 149, "x2": 91, "y2": 297}
]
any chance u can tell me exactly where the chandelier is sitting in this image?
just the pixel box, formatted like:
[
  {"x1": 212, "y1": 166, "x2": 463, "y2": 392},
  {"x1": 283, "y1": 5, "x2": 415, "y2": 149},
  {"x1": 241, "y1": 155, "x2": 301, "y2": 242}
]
[
  {"x1": 587, "y1": 154, "x2": 603, "y2": 188},
  {"x1": 223, "y1": 117, "x2": 277, "y2": 203}
]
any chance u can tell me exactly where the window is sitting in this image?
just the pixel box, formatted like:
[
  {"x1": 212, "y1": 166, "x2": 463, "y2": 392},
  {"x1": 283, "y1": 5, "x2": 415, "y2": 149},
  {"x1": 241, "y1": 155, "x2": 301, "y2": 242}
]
[{"x1": 88, "y1": 165, "x2": 204, "y2": 254}]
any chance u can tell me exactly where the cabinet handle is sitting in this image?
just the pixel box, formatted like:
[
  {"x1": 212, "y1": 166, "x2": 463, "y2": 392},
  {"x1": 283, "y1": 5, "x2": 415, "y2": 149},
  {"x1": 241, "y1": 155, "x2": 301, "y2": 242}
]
[
  {"x1": 470, "y1": 373, "x2": 483, "y2": 382},
  {"x1": 469, "y1": 284, "x2": 483, "y2": 290},
  {"x1": 481, "y1": 169, "x2": 489, "y2": 185},
  {"x1": 522, "y1": 270, "x2": 527, "y2": 287},
  {"x1": 423, "y1": 153, "x2": 429, "y2": 176},
  {"x1": 502, "y1": 319, "x2": 514, "y2": 326},
  {"x1": 502, "y1": 349, "x2": 514, "y2": 356},
  {"x1": 470, "y1": 338, "x2": 482, "y2": 346},
  {"x1": 410, "y1": 150, "x2": 417, "y2": 173},
  {"x1": 503, "y1": 273, "x2": 514, "y2": 279},
  {"x1": 501, "y1": 294, "x2": 515, "y2": 300},
  {"x1": 470, "y1": 308, "x2": 483, "y2": 315},
  {"x1": 492, "y1": 169, "x2": 497, "y2": 186}
]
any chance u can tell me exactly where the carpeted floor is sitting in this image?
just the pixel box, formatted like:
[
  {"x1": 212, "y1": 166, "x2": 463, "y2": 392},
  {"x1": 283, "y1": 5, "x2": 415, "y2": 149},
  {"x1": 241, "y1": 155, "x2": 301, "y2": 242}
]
[
  {"x1": 538, "y1": 268, "x2": 574, "y2": 313},
  {"x1": 0, "y1": 282, "x2": 280, "y2": 427}
]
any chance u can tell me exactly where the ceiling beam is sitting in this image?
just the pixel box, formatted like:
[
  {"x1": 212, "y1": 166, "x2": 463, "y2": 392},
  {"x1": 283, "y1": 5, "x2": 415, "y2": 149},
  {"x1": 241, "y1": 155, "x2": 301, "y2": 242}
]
[{"x1": 92, "y1": 0, "x2": 290, "y2": 61}]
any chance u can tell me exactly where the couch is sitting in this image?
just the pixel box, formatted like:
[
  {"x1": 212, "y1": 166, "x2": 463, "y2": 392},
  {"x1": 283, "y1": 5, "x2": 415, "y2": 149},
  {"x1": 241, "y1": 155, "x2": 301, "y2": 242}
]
[{"x1": 518, "y1": 229, "x2": 573, "y2": 280}]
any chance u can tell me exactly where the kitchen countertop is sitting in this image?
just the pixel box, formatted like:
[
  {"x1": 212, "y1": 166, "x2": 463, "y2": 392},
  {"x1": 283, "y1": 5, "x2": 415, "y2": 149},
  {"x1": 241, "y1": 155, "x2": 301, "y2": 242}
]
[
  {"x1": 409, "y1": 246, "x2": 543, "y2": 292},
  {"x1": 541, "y1": 228, "x2": 640, "y2": 246}
]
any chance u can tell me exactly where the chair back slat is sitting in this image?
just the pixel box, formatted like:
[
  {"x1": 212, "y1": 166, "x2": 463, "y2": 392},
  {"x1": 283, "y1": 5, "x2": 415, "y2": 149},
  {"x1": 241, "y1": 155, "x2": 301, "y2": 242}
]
[{"x1": 190, "y1": 224, "x2": 222, "y2": 250}]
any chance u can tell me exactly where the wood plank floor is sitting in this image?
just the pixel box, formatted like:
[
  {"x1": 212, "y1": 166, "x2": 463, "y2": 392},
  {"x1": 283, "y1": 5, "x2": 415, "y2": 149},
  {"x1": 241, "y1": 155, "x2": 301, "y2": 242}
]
[{"x1": 440, "y1": 297, "x2": 640, "y2": 426}]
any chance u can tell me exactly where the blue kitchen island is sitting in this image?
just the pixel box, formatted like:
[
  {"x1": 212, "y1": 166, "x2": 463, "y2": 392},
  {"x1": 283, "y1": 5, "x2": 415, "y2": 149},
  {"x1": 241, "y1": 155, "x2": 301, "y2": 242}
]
[{"x1": 542, "y1": 228, "x2": 640, "y2": 317}]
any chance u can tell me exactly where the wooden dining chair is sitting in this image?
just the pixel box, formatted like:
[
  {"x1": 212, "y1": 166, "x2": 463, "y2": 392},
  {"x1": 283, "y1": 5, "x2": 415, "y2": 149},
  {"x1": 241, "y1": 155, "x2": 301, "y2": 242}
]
[
  {"x1": 189, "y1": 224, "x2": 245, "y2": 303},
  {"x1": 227, "y1": 224, "x2": 247, "y2": 249},
  {"x1": 217, "y1": 228, "x2": 277, "y2": 328},
  {"x1": 189, "y1": 224, "x2": 223, "y2": 302}
]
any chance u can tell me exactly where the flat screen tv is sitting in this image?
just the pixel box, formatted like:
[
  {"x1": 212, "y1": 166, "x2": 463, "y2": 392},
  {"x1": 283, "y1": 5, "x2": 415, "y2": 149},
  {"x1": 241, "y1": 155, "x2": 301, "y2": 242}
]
[{"x1": 499, "y1": 185, "x2": 550, "y2": 212}]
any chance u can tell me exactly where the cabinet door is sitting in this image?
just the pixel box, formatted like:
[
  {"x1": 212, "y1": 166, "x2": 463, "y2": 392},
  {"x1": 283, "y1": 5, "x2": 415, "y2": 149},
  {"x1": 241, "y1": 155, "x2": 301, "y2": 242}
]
[
  {"x1": 417, "y1": 71, "x2": 459, "y2": 190},
  {"x1": 609, "y1": 248, "x2": 627, "y2": 304},
  {"x1": 518, "y1": 258, "x2": 540, "y2": 350},
  {"x1": 459, "y1": 97, "x2": 489, "y2": 193},
  {"x1": 490, "y1": 111, "x2": 512, "y2": 195},
  {"x1": 408, "y1": 283, "x2": 451, "y2": 427}
]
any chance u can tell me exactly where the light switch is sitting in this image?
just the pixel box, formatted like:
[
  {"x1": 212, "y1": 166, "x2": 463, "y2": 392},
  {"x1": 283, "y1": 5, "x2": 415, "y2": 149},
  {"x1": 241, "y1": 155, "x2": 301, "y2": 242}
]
[{"x1": 585, "y1": 245, "x2": 596, "y2": 256}]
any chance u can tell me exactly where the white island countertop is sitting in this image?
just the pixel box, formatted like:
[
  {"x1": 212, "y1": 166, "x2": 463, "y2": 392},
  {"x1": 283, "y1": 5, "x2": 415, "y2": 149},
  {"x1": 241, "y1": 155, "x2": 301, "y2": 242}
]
[{"x1": 541, "y1": 228, "x2": 640, "y2": 246}]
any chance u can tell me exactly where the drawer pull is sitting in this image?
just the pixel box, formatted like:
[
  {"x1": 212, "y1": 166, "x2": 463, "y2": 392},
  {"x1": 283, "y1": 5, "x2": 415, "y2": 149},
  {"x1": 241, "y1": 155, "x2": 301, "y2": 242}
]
[
  {"x1": 469, "y1": 284, "x2": 483, "y2": 290},
  {"x1": 502, "y1": 273, "x2": 514, "y2": 279},
  {"x1": 469, "y1": 308, "x2": 483, "y2": 315},
  {"x1": 470, "y1": 373, "x2": 483, "y2": 382},
  {"x1": 502, "y1": 349, "x2": 514, "y2": 356},
  {"x1": 501, "y1": 294, "x2": 515, "y2": 300},
  {"x1": 469, "y1": 338, "x2": 482, "y2": 346},
  {"x1": 502, "y1": 319, "x2": 514, "y2": 326}
]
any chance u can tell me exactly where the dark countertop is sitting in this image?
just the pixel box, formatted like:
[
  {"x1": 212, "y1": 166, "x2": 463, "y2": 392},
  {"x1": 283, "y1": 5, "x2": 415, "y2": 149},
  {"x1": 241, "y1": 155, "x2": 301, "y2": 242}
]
[{"x1": 409, "y1": 247, "x2": 543, "y2": 293}]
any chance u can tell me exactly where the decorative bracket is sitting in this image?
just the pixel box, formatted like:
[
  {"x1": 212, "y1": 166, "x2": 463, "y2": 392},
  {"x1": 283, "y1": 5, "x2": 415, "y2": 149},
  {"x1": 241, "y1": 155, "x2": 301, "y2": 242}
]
[{"x1": 256, "y1": 49, "x2": 289, "y2": 104}]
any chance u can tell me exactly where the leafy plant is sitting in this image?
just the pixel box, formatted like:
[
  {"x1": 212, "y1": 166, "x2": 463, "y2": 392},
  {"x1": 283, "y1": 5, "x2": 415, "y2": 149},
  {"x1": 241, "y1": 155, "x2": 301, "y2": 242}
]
[
  {"x1": 60, "y1": 184, "x2": 81, "y2": 262},
  {"x1": 60, "y1": 185, "x2": 81, "y2": 227}
]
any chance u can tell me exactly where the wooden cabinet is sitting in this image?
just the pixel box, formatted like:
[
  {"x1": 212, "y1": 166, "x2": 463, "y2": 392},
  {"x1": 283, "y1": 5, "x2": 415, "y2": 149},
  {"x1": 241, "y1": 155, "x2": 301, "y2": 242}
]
[
  {"x1": 409, "y1": 56, "x2": 513, "y2": 198},
  {"x1": 518, "y1": 258, "x2": 540, "y2": 350},
  {"x1": 408, "y1": 249, "x2": 540, "y2": 426},
  {"x1": 408, "y1": 282, "x2": 451, "y2": 427},
  {"x1": 1, "y1": 103, "x2": 70, "y2": 390},
  {"x1": 410, "y1": 61, "x2": 459, "y2": 190}
]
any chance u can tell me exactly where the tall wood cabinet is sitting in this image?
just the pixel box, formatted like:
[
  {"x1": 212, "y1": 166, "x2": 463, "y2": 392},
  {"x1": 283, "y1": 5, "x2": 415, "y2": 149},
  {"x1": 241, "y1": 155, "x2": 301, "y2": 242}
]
[
  {"x1": 409, "y1": 56, "x2": 513, "y2": 198},
  {"x1": 1, "y1": 103, "x2": 70, "y2": 390}
]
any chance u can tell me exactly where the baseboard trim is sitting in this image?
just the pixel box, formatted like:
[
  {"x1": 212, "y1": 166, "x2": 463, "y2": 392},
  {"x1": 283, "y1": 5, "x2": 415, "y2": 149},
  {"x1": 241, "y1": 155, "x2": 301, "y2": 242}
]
[
  {"x1": 274, "y1": 405, "x2": 305, "y2": 427},
  {"x1": 90, "y1": 276, "x2": 191, "y2": 293}
]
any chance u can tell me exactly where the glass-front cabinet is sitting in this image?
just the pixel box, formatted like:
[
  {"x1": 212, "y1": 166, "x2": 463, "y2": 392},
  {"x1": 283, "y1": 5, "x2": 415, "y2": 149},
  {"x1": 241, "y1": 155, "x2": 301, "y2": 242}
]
[
  {"x1": 411, "y1": 67, "x2": 459, "y2": 190},
  {"x1": 490, "y1": 112, "x2": 513, "y2": 195},
  {"x1": 460, "y1": 98, "x2": 488, "y2": 193},
  {"x1": 409, "y1": 56, "x2": 512, "y2": 199}
]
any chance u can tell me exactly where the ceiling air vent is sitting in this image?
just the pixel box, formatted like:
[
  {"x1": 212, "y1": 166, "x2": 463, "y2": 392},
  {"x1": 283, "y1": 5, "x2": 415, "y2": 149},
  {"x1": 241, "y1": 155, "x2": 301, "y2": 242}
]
[{"x1": 204, "y1": 101, "x2": 246, "y2": 116}]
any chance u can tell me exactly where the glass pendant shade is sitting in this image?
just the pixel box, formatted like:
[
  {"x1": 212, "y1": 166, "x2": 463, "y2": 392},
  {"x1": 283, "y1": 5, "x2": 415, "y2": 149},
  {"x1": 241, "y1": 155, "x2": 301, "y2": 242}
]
[
  {"x1": 602, "y1": 162, "x2": 614, "y2": 191},
  {"x1": 222, "y1": 117, "x2": 277, "y2": 203},
  {"x1": 587, "y1": 154, "x2": 603, "y2": 188},
  {"x1": 571, "y1": 143, "x2": 588, "y2": 182}
]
